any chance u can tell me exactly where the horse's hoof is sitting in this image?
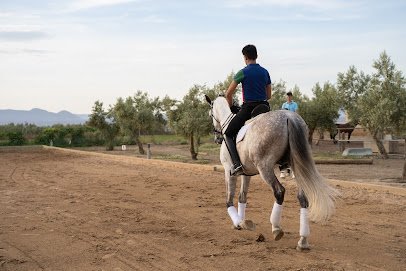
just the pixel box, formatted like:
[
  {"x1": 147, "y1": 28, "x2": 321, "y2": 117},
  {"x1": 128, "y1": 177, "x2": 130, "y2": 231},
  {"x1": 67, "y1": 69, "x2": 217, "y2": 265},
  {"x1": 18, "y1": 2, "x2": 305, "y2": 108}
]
[
  {"x1": 232, "y1": 224, "x2": 242, "y2": 230},
  {"x1": 239, "y1": 220, "x2": 256, "y2": 231},
  {"x1": 296, "y1": 245, "x2": 310, "y2": 252},
  {"x1": 296, "y1": 237, "x2": 310, "y2": 251},
  {"x1": 272, "y1": 229, "x2": 284, "y2": 241}
]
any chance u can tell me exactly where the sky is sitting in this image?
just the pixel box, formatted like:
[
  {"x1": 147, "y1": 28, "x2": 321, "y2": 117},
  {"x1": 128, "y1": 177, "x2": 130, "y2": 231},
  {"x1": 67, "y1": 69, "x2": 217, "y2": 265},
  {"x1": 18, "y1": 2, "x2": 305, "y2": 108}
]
[{"x1": 1, "y1": 0, "x2": 405, "y2": 114}]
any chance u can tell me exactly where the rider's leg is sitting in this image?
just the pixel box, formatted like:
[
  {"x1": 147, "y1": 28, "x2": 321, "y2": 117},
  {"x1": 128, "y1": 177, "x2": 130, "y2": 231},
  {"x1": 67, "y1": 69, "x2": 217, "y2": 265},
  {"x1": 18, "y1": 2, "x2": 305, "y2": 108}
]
[
  {"x1": 224, "y1": 135, "x2": 243, "y2": 176},
  {"x1": 224, "y1": 108, "x2": 250, "y2": 176}
]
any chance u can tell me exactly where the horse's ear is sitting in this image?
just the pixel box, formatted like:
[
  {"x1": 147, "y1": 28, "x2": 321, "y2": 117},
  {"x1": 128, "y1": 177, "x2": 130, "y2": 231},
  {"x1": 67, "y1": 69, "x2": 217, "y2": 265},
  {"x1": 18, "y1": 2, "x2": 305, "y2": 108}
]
[{"x1": 205, "y1": 95, "x2": 212, "y2": 105}]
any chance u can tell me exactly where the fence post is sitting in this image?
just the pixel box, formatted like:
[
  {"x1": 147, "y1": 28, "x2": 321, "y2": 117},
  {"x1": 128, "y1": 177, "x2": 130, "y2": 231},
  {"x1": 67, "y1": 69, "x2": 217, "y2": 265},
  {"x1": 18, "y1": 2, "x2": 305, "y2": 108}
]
[{"x1": 147, "y1": 143, "x2": 151, "y2": 159}]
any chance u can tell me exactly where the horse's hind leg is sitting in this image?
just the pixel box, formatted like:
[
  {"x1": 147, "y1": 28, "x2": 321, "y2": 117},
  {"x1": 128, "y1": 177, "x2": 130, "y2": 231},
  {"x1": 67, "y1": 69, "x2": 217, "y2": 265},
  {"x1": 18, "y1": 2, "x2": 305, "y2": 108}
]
[
  {"x1": 297, "y1": 189, "x2": 310, "y2": 251},
  {"x1": 258, "y1": 167, "x2": 285, "y2": 241}
]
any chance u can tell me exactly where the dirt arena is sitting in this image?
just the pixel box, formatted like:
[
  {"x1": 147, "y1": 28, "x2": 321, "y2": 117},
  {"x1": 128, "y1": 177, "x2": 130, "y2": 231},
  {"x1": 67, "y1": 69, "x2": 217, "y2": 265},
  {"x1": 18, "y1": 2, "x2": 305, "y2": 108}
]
[{"x1": 0, "y1": 146, "x2": 405, "y2": 271}]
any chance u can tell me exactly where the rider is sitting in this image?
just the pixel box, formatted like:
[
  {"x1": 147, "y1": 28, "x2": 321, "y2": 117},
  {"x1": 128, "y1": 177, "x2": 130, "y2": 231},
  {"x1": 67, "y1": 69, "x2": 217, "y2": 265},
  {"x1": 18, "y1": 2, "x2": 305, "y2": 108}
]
[{"x1": 224, "y1": 44, "x2": 272, "y2": 176}]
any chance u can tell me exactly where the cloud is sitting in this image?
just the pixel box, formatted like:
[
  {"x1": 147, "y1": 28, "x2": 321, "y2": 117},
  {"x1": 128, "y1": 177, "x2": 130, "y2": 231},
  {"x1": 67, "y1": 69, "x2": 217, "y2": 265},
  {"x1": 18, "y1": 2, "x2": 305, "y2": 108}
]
[
  {"x1": 225, "y1": 0, "x2": 353, "y2": 9},
  {"x1": 0, "y1": 31, "x2": 48, "y2": 41},
  {"x1": 68, "y1": 0, "x2": 138, "y2": 11},
  {"x1": 0, "y1": 48, "x2": 51, "y2": 55}
]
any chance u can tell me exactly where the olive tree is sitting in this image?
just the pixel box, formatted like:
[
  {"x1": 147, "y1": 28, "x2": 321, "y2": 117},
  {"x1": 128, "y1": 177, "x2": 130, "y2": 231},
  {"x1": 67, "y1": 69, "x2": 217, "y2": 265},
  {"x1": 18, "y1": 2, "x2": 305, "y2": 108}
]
[
  {"x1": 338, "y1": 52, "x2": 406, "y2": 159},
  {"x1": 337, "y1": 65, "x2": 371, "y2": 126},
  {"x1": 299, "y1": 82, "x2": 340, "y2": 145},
  {"x1": 113, "y1": 91, "x2": 159, "y2": 154},
  {"x1": 166, "y1": 85, "x2": 212, "y2": 160},
  {"x1": 357, "y1": 52, "x2": 406, "y2": 159},
  {"x1": 87, "y1": 101, "x2": 119, "y2": 151}
]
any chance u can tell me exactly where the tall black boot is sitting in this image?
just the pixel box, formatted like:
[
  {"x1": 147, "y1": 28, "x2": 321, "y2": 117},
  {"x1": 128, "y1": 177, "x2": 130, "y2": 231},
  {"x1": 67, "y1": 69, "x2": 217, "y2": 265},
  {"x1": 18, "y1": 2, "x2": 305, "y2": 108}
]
[{"x1": 224, "y1": 136, "x2": 244, "y2": 176}]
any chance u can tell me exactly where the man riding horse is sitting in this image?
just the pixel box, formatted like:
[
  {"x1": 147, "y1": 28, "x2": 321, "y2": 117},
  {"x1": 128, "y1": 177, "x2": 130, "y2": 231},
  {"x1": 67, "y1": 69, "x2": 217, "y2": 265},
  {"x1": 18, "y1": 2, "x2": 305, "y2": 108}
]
[{"x1": 224, "y1": 44, "x2": 271, "y2": 176}]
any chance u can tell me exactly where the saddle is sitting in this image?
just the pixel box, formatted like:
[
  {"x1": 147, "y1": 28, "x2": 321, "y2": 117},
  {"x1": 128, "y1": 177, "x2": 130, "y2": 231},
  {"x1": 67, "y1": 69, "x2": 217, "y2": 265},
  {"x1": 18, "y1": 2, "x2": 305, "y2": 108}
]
[
  {"x1": 251, "y1": 104, "x2": 270, "y2": 118},
  {"x1": 236, "y1": 104, "x2": 270, "y2": 143}
]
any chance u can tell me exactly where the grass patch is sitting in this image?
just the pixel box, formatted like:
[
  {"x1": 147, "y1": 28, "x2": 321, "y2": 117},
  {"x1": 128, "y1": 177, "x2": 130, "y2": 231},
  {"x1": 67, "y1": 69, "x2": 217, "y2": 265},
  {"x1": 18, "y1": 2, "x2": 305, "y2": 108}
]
[
  {"x1": 140, "y1": 134, "x2": 187, "y2": 145},
  {"x1": 153, "y1": 154, "x2": 188, "y2": 161},
  {"x1": 140, "y1": 134, "x2": 216, "y2": 146},
  {"x1": 152, "y1": 153, "x2": 212, "y2": 164},
  {"x1": 199, "y1": 142, "x2": 220, "y2": 152}
]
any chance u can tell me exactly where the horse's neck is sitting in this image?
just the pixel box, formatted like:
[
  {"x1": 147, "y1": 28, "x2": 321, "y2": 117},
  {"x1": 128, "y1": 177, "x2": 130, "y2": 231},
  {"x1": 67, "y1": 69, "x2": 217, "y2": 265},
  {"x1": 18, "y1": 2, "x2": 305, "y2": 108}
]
[{"x1": 217, "y1": 100, "x2": 233, "y2": 127}]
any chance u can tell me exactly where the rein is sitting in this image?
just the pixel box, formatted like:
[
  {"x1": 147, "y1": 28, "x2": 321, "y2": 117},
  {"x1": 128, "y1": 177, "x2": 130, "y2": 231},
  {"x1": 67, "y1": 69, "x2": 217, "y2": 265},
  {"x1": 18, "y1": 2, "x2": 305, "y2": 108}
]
[
  {"x1": 210, "y1": 103, "x2": 234, "y2": 145},
  {"x1": 210, "y1": 105, "x2": 234, "y2": 134}
]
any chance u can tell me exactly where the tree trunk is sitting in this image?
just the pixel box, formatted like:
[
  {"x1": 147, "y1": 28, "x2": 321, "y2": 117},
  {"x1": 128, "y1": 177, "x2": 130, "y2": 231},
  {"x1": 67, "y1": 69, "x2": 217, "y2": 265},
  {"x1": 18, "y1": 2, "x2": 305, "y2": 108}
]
[
  {"x1": 135, "y1": 137, "x2": 145, "y2": 154},
  {"x1": 318, "y1": 129, "x2": 324, "y2": 140},
  {"x1": 308, "y1": 128, "x2": 315, "y2": 146},
  {"x1": 403, "y1": 140, "x2": 406, "y2": 180},
  {"x1": 106, "y1": 141, "x2": 114, "y2": 151},
  {"x1": 190, "y1": 133, "x2": 198, "y2": 160},
  {"x1": 373, "y1": 132, "x2": 388, "y2": 159}
]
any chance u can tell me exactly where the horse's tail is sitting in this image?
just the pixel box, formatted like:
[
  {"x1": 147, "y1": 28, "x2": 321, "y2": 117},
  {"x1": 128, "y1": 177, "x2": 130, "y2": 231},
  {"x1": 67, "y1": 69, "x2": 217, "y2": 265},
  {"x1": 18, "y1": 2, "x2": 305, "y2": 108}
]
[{"x1": 287, "y1": 116, "x2": 339, "y2": 223}]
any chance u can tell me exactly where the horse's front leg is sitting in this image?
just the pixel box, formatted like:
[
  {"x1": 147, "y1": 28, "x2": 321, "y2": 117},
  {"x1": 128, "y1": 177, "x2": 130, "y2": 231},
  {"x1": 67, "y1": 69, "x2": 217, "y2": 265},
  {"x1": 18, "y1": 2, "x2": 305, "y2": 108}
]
[
  {"x1": 221, "y1": 144, "x2": 243, "y2": 229},
  {"x1": 297, "y1": 189, "x2": 310, "y2": 251},
  {"x1": 224, "y1": 171, "x2": 255, "y2": 231},
  {"x1": 237, "y1": 175, "x2": 255, "y2": 230},
  {"x1": 237, "y1": 175, "x2": 250, "y2": 220},
  {"x1": 224, "y1": 170, "x2": 241, "y2": 228}
]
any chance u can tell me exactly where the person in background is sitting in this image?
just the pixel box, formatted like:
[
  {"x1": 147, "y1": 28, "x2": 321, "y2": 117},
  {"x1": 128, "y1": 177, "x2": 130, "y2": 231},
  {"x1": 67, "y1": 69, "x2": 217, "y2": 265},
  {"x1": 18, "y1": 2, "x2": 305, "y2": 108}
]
[
  {"x1": 281, "y1": 91, "x2": 298, "y2": 112},
  {"x1": 280, "y1": 91, "x2": 298, "y2": 178}
]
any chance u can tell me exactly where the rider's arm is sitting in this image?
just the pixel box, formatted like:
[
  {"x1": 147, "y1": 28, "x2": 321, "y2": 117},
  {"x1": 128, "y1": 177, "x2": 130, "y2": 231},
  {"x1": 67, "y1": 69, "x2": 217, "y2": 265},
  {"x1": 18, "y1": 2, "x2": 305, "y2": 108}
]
[
  {"x1": 266, "y1": 84, "x2": 272, "y2": 101},
  {"x1": 226, "y1": 80, "x2": 238, "y2": 107}
]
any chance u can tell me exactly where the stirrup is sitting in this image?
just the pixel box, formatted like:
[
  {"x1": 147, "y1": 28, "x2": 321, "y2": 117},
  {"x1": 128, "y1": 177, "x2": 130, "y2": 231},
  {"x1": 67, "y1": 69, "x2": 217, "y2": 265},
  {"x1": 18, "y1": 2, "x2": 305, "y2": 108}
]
[{"x1": 231, "y1": 164, "x2": 244, "y2": 176}]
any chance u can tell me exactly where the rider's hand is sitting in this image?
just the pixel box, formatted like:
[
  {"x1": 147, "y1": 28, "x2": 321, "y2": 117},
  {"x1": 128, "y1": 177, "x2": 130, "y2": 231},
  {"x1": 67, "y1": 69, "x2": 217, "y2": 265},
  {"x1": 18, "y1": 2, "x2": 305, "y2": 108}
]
[{"x1": 230, "y1": 105, "x2": 241, "y2": 114}]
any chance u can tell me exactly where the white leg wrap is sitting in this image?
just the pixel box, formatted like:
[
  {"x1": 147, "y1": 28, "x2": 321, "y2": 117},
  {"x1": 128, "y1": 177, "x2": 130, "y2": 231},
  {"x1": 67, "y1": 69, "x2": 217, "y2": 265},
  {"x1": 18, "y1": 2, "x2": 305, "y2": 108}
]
[
  {"x1": 270, "y1": 202, "x2": 283, "y2": 227},
  {"x1": 227, "y1": 206, "x2": 242, "y2": 227},
  {"x1": 238, "y1": 202, "x2": 246, "y2": 220},
  {"x1": 299, "y1": 208, "x2": 310, "y2": 237}
]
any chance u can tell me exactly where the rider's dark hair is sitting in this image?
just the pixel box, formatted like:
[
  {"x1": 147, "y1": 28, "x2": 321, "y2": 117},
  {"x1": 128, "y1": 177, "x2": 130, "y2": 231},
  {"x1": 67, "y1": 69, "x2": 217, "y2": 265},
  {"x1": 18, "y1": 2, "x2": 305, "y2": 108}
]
[{"x1": 242, "y1": 44, "x2": 257, "y2": 60}]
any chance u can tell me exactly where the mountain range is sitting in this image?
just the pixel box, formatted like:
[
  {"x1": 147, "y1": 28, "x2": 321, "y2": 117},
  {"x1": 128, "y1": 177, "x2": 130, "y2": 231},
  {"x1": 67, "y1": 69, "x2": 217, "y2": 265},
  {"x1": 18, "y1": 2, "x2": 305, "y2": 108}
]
[{"x1": 0, "y1": 108, "x2": 89, "y2": 126}]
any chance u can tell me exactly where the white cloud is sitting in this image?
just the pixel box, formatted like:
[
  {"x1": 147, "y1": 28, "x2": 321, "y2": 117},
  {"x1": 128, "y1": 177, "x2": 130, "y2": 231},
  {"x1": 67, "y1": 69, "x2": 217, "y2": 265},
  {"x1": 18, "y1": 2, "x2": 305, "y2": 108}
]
[
  {"x1": 0, "y1": 31, "x2": 48, "y2": 41},
  {"x1": 69, "y1": 0, "x2": 138, "y2": 11},
  {"x1": 225, "y1": 0, "x2": 354, "y2": 10}
]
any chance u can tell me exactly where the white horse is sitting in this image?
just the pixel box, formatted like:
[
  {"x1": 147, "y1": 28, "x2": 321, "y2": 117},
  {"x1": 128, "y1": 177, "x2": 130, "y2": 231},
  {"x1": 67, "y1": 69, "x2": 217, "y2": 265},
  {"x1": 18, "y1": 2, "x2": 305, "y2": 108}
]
[{"x1": 205, "y1": 95, "x2": 338, "y2": 250}]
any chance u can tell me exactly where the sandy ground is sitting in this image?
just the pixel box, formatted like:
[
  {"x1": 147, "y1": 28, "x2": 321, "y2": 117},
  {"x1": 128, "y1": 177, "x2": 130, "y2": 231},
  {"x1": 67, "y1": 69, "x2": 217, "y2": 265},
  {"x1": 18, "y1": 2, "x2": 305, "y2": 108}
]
[{"x1": 0, "y1": 146, "x2": 405, "y2": 271}]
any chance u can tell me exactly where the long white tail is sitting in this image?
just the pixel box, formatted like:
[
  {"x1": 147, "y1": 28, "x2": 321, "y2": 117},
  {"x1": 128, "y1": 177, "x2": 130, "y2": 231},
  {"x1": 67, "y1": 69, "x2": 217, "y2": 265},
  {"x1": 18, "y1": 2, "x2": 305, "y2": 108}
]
[{"x1": 287, "y1": 117, "x2": 339, "y2": 223}]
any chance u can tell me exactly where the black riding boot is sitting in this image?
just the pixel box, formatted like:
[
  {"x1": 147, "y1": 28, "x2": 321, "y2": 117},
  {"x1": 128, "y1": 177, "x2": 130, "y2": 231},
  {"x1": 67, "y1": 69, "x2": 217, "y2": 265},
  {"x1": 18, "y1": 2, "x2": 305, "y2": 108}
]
[{"x1": 224, "y1": 136, "x2": 244, "y2": 176}]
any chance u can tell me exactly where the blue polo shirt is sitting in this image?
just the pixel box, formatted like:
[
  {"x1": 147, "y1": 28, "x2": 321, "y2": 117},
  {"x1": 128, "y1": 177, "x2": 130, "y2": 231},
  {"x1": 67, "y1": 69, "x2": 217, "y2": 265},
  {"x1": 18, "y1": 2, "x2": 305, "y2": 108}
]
[
  {"x1": 281, "y1": 101, "x2": 298, "y2": 112},
  {"x1": 234, "y1": 64, "x2": 271, "y2": 102}
]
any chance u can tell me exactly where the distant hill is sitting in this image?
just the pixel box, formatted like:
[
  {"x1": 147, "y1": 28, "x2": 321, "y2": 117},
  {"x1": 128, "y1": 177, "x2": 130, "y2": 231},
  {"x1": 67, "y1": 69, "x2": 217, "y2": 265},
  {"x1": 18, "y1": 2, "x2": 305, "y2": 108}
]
[{"x1": 0, "y1": 108, "x2": 89, "y2": 126}]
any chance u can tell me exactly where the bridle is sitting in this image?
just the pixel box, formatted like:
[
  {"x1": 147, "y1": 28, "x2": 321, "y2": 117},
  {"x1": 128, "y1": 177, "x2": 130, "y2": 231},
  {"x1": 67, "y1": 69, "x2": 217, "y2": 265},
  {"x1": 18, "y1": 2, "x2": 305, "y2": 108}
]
[{"x1": 209, "y1": 102, "x2": 234, "y2": 144}]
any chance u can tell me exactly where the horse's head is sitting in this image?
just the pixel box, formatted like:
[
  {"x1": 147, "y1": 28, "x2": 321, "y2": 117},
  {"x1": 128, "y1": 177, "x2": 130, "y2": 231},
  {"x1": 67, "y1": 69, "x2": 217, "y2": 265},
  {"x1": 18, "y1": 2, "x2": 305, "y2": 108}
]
[{"x1": 205, "y1": 95, "x2": 225, "y2": 144}]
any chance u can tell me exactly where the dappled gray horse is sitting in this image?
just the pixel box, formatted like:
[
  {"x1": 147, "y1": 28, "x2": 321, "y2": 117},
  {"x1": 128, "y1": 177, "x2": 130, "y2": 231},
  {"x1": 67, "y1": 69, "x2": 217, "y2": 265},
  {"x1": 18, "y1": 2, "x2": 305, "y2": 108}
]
[{"x1": 205, "y1": 95, "x2": 338, "y2": 250}]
